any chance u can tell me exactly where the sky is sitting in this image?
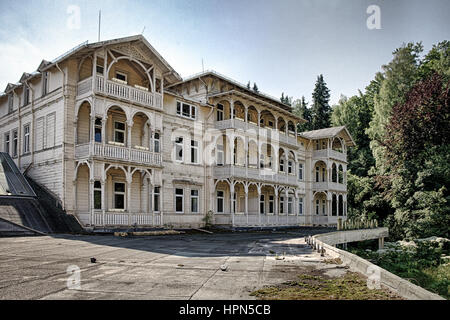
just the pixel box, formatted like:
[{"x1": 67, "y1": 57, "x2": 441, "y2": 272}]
[{"x1": 0, "y1": 0, "x2": 449, "y2": 105}]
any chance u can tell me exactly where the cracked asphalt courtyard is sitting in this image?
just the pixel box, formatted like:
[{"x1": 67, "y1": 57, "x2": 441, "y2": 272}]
[{"x1": 0, "y1": 229, "x2": 355, "y2": 300}]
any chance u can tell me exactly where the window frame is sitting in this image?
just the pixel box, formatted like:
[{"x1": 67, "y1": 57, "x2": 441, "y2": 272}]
[
  {"x1": 4, "y1": 132, "x2": 10, "y2": 154},
  {"x1": 23, "y1": 123, "x2": 30, "y2": 154},
  {"x1": 153, "y1": 132, "x2": 160, "y2": 153},
  {"x1": 175, "y1": 188, "x2": 184, "y2": 213},
  {"x1": 12, "y1": 129, "x2": 18, "y2": 158},
  {"x1": 298, "y1": 197, "x2": 304, "y2": 215},
  {"x1": 298, "y1": 163, "x2": 304, "y2": 180},
  {"x1": 191, "y1": 139, "x2": 199, "y2": 164},
  {"x1": 94, "y1": 181, "x2": 102, "y2": 210},
  {"x1": 217, "y1": 190, "x2": 224, "y2": 213},
  {"x1": 176, "y1": 101, "x2": 197, "y2": 120},
  {"x1": 113, "y1": 182, "x2": 126, "y2": 210},
  {"x1": 175, "y1": 137, "x2": 184, "y2": 162},
  {"x1": 153, "y1": 186, "x2": 161, "y2": 213},
  {"x1": 114, "y1": 121, "x2": 126, "y2": 144},
  {"x1": 259, "y1": 194, "x2": 265, "y2": 214},
  {"x1": 115, "y1": 71, "x2": 128, "y2": 83},
  {"x1": 190, "y1": 189, "x2": 199, "y2": 213},
  {"x1": 42, "y1": 72, "x2": 49, "y2": 96}
]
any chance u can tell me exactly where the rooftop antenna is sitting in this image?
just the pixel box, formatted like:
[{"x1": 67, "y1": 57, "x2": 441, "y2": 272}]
[
  {"x1": 141, "y1": 26, "x2": 146, "y2": 34},
  {"x1": 98, "y1": 10, "x2": 101, "y2": 41}
]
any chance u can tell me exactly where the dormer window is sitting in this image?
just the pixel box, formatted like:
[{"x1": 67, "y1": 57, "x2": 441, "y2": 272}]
[
  {"x1": 42, "y1": 72, "x2": 48, "y2": 96},
  {"x1": 176, "y1": 101, "x2": 197, "y2": 120},
  {"x1": 23, "y1": 86, "x2": 30, "y2": 106},
  {"x1": 7, "y1": 94, "x2": 13, "y2": 113}
]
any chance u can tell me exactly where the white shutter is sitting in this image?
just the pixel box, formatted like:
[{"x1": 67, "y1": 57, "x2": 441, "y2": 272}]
[
  {"x1": 35, "y1": 117, "x2": 44, "y2": 150},
  {"x1": 45, "y1": 113, "x2": 56, "y2": 148}
]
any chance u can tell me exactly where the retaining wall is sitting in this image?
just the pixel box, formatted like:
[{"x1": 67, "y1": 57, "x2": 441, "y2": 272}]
[{"x1": 310, "y1": 228, "x2": 445, "y2": 300}]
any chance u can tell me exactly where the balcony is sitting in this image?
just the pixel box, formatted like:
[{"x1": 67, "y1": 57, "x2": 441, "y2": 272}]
[
  {"x1": 312, "y1": 149, "x2": 346, "y2": 162},
  {"x1": 75, "y1": 142, "x2": 162, "y2": 166},
  {"x1": 77, "y1": 76, "x2": 163, "y2": 109},
  {"x1": 213, "y1": 165, "x2": 300, "y2": 186},
  {"x1": 312, "y1": 181, "x2": 347, "y2": 192}
]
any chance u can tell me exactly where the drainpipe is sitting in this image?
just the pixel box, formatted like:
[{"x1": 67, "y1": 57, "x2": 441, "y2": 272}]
[
  {"x1": 25, "y1": 80, "x2": 35, "y2": 173},
  {"x1": 56, "y1": 62, "x2": 67, "y2": 210}
]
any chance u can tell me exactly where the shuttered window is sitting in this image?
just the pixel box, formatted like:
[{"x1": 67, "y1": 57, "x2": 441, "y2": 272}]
[
  {"x1": 45, "y1": 113, "x2": 56, "y2": 148},
  {"x1": 35, "y1": 117, "x2": 44, "y2": 151}
]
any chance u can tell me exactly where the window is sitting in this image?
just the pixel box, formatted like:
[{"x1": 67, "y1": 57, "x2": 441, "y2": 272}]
[
  {"x1": 175, "y1": 137, "x2": 183, "y2": 161},
  {"x1": 216, "y1": 190, "x2": 224, "y2": 213},
  {"x1": 175, "y1": 188, "x2": 184, "y2": 213},
  {"x1": 322, "y1": 167, "x2": 326, "y2": 182},
  {"x1": 316, "y1": 199, "x2": 320, "y2": 215},
  {"x1": 322, "y1": 199, "x2": 326, "y2": 215},
  {"x1": 114, "y1": 182, "x2": 125, "y2": 209},
  {"x1": 217, "y1": 104, "x2": 224, "y2": 121},
  {"x1": 191, "y1": 140, "x2": 199, "y2": 164},
  {"x1": 12, "y1": 129, "x2": 18, "y2": 157},
  {"x1": 322, "y1": 141, "x2": 327, "y2": 149},
  {"x1": 191, "y1": 190, "x2": 199, "y2": 213},
  {"x1": 94, "y1": 181, "x2": 102, "y2": 210},
  {"x1": 96, "y1": 65, "x2": 104, "y2": 75},
  {"x1": 154, "y1": 132, "x2": 160, "y2": 153},
  {"x1": 232, "y1": 193, "x2": 236, "y2": 213},
  {"x1": 316, "y1": 166, "x2": 320, "y2": 182},
  {"x1": 279, "y1": 197, "x2": 284, "y2": 214},
  {"x1": 288, "y1": 161, "x2": 293, "y2": 174},
  {"x1": 23, "y1": 86, "x2": 30, "y2": 106},
  {"x1": 260, "y1": 195, "x2": 265, "y2": 214},
  {"x1": 115, "y1": 71, "x2": 127, "y2": 82},
  {"x1": 176, "y1": 101, "x2": 196, "y2": 119},
  {"x1": 269, "y1": 196, "x2": 274, "y2": 214},
  {"x1": 279, "y1": 159, "x2": 284, "y2": 172},
  {"x1": 114, "y1": 121, "x2": 125, "y2": 144},
  {"x1": 153, "y1": 187, "x2": 160, "y2": 212},
  {"x1": 216, "y1": 144, "x2": 224, "y2": 165},
  {"x1": 298, "y1": 163, "x2": 304, "y2": 180},
  {"x1": 42, "y1": 72, "x2": 49, "y2": 96},
  {"x1": 8, "y1": 94, "x2": 13, "y2": 113},
  {"x1": 23, "y1": 124, "x2": 30, "y2": 154},
  {"x1": 268, "y1": 120, "x2": 274, "y2": 128},
  {"x1": 298, "y1": 198, "x2": 304, "y2": 215},
  {"x1": 288, "y1": 197, "x2": 293, "y2": 214},
  {"x1": 316, "y1": 140, "x2": 320, "y2": 150},
  {"x1": 4, "y1": 132, "x2": 10, "y2": 154},
  {"x1": 94, "y1": 118, "x2": 102, "y2": 143}
]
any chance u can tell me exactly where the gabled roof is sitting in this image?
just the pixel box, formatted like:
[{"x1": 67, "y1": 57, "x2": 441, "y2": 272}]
[
  {"x1": 168, "y1": 70, "x2": 295, "y2": 113},
  {"x1": 299, "y1": 126, "x2": 355, "y2": 146},
  {"x1": 40, "y1": 35, "x2": 182, "y2": 84}
]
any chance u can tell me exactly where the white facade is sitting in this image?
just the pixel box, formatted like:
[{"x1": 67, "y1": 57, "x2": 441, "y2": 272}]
[{"x1": 0, "y1": 35, "x2": 354, "y2": 229}]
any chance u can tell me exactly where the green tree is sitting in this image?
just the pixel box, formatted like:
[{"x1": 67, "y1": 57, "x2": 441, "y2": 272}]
[
  {"x1": 246, "y1": 81, "x2": 251, "y2": 89},
  {"x1": 366, "y1": 42, "x2": 423, "y2": 173},
  {"x1": 311, "y1": 74, "x2": 332, "y2": 130},
  {"x1": 252, "y1": 82, "x2": 259, "y2": 93},
  {"x1": 293, "y1": 96, "x2": 312, "y2": 132}
]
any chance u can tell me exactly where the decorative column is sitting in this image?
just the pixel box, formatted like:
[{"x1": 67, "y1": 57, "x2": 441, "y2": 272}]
[
  {"x1": 257, "y1": 185, "x2": 262, "y2": 226},
  {"x1": 274, "y1": 187, "x2": 279, "y2": 225},
  {"x1": 244, "y1": 183, "x2": 249, "y2": 226},
  {"x1": 230, "y1": 100, "x2": 234, "y2": 120},
  {"x1": 89, "y1": 178, "x2": 94, "y2": 226},
  {"x1": 230, "y1": 184, "x2": 235, "y2": 227},
  {"x1": 284, "y1": 189, "x2": 289, "y2": 225},
  {"x1": 127, "y1": 120, "x2": 133, "y2": 148},
  {"x1": 101, "y1": 116, "x2": 107, "y2": 146}
]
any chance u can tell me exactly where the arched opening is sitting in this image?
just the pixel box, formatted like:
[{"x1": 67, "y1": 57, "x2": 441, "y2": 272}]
[
  {"x1": 131, "y1": 112, "x2": 150, "y2": 150},
  {"x1": 248, "y1": 140, "x2": 258, "y2": 168},
  {"x1": 332, "y1": 194, "x2": 337, "y2": 216},
  {"x1": 105, "y1": 166, "x2": 128, "y2": 211},
  {"x1": 233, "y1": 136, "x2": 245, "y2": 166},
  {"x1": 287, "y1": 121, "x2": 296, "y2": 135},
  {"x1": 278, "y1": 117, "x2": 286, "y2": 134},
  {"x1": 332, "y1": 163, "x2": 338, "y2": 183},
  {"x1": 75, "y1": 163, "x2": 90, "y2": 213},
  {"x1": 106, "y1": 56, "x2": 154, "y2": 92},
  {"x1": 106, "y1": 106, "x2": 128, "y2": 146},
  {"x1": 278, "y1": 148, "x2": 286, "y2": 173},
  {"x1": 215, "y1": 134, "x2": 229, "y2": 165},
  {"x1": 338, "y1": 194, "x2": 344, "y2": 216},
  {"x1": 287, "y1": 151, "x2": 296, "y2": 175},
  {"x1": 233, "y1": 101, "x2": 245, "y2": 121},
  {"x1": 247, "y1": 106, "x2": 258, "y2": 124},
  {"x1": 314, "y1": 192, "x2": 327, "y2": 216},
  {"x1": 314, "y1": 160, "x2": 327, "y2": 183},
  {"x1": 338, "y1": 164, "x2": 343, "y2": 184},
  {"x1": 259, "y1": 143, "x2": 274, "y2": 170},
  {"x1": 76, "y1": 101, "x2": 91, "y2": 144},
  {"x1": 260, "y1": 110, "x2": 275, "y2": 129},
  {"x1": 332, "y1": 137, "x2": 343, "y2": 153}
]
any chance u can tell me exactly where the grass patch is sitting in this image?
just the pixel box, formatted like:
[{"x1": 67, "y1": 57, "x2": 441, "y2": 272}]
[{"x1": 250, "y1": 272, "x2": 402, "y2": 300}]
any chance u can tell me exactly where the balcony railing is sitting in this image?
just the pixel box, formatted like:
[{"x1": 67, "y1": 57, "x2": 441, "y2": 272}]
[
  {"x1": 214, "y1": 120, "x2": 298, "y2": 148},
  {"x1": 77, "y1": 76, "x2": 163, "y2": 109},
  {"x1": 92, "y1": 212, "x2": 162, "y2": 227},
  {"x1": 75, "y1": 142, "x2": 162, "y2": 166},
  {"x1": 312, "y1": 181, "x2": 347, "y2": 192},
  {"x1": 213, "y1": 165, "x2": 299, "y2": 186},
  {"x1": 312, "y1": 149, "x2": 346, "y2": 162}
]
